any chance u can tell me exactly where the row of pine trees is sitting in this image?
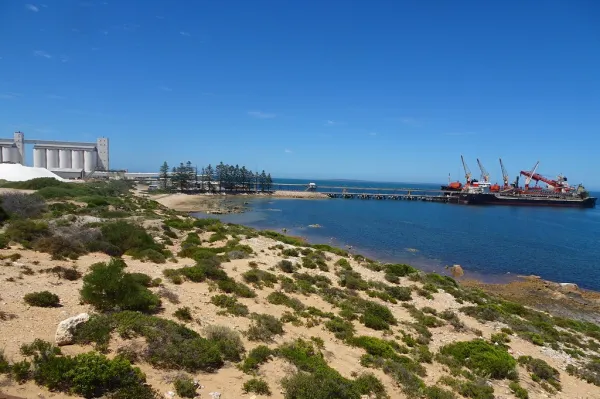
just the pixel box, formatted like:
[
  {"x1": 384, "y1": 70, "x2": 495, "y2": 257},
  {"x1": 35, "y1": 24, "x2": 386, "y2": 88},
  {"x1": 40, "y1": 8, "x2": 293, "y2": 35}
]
[{"x1": 159, "y1": 161, "x2": 273, "y2": 192}]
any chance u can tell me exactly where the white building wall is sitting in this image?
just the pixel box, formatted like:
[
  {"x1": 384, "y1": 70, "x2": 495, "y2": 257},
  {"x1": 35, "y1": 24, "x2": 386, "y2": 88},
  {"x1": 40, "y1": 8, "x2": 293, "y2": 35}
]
[
  {"x1": 72, "y1": 150, "x2": 84, "y2": 170},
  {"x1": 34, "y1": 148, "x2": 47, "y2": 168},
  {"x1": 59, "y1": 149, "x2": 72, "y2": 168},
  {"x1": 47, "y1": 149, "x2": 59, "y2": 169},
  {"x1": 84, "y1": 150, "x2": 97, "y2": 172},
  {"x1": 0, "y1": 147, "x2": 3, "y2": 163}
]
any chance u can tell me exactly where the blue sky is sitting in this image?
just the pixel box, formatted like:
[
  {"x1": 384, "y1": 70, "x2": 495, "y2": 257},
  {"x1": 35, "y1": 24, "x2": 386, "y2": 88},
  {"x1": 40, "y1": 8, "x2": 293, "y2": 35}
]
[{"x1": 1, "y1": 1, "x2": 599, "y2": 187}]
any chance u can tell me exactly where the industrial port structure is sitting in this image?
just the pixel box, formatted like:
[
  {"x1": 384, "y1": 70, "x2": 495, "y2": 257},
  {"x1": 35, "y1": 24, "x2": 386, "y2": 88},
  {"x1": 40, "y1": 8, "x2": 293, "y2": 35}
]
[{"x1": 0, "y1": 131, "x2": 109, "y2": 179}]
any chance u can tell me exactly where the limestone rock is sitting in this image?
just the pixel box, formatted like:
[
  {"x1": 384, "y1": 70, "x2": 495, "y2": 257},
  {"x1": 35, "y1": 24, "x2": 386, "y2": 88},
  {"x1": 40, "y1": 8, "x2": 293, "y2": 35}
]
[
  {"x1": 448, "y1": 264, "x2": 464, "y2": 278},
  {"x1": 55, "y1": 313, "x2": 89, "y2": 346},
  {"x1": 558, "y1": 283, "x2": 579, "y2": 293}
]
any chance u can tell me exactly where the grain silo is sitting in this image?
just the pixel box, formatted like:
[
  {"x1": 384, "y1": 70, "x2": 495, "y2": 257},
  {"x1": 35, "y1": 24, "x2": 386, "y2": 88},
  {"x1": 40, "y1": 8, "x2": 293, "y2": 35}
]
[
  {"x1": 84, "y1": 149, "x2": 97, "y2": 172},
  {"x1": 33, "y1": 148, "x2": 47, "y2": 168},
  {"x1": 72, "y1": 150, "x2": 84, "y2": 170},
  {"x1": 46, "y1": 149, "x2": 59, "y2": 169},
  {"x1": 59, "y1": 149, "x2": 72, "y2": 168}
]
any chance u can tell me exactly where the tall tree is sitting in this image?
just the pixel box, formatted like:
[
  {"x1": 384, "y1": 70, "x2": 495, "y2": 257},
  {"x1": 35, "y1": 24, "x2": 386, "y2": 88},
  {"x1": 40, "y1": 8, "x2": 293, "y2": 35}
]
[
  {"x1": 266, "y1": 173, "x2": 273, "y2": 192},
  {"x1": 216, "y1": 162, "x2": 226, "y2": 192},
  {"x1": 159, "y1": 161, "x2": 169, "y2": 190},
  {"x1": 259, "y1": 170, "x2": 267, "y2": 192},
  {"x1": 200, "y1": 167, "x2": 206, "y2": 191},
  {"x1": 205, "y1": 164, "x2": 214, "y2": 192}
]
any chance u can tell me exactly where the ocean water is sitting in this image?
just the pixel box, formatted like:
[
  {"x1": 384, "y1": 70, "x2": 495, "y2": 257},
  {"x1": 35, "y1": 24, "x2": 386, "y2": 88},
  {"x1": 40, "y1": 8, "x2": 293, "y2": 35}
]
[{"x1": 194, "y1": 179, "x2": 600, "y2": 290}]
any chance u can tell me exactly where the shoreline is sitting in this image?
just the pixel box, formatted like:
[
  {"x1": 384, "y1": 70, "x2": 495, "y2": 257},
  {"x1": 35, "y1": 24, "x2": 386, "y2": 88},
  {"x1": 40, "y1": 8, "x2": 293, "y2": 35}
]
[{"x1": 149, "y1": 188, "x2": 600, "y2": 323}]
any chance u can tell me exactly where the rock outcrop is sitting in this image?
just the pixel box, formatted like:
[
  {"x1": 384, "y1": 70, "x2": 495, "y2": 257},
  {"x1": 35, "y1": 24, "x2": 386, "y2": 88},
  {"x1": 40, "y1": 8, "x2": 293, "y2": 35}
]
[
  {"x1": 448, "y1": 264, "x2": 464, "y2": 278},
  {"x1": 55, "y1": 313, "x2": 90, "y2": 346}
]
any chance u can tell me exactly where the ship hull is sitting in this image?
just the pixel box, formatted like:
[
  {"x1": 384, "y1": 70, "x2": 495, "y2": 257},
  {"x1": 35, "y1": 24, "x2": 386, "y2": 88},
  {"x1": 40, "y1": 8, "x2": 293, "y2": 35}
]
[{"x1": 460, "y1": 193, "x2": 597, "y2": 208}]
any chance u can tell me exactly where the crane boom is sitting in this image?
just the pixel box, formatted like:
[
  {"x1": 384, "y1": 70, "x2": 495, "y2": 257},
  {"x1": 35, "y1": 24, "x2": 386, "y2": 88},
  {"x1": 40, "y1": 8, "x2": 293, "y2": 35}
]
[
  {"x1": 476, "y1": 158, "x2": 490, "y2": 182},
  {"x1": 499, "y1": 158, "x2": 509, "y2": 187},
  {"x1": 522, "y1": 161, "x2": 539, "y2": 189},
  {"x1": 461, "y1": 155, "x2": 472, "y2": 184}
]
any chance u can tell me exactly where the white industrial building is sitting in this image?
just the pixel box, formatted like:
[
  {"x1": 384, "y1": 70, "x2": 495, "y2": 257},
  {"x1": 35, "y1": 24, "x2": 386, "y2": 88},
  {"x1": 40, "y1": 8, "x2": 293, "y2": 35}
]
[{"x1": 0, "y1": 132, "x2": 109, "y2": 179}]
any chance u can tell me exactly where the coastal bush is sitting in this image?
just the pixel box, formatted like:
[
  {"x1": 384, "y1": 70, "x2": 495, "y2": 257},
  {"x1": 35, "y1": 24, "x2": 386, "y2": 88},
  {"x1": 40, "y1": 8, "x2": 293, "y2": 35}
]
[
  {"x1": 509, "y1": 381, "x2": 529, "y2": 399},
  {"x1": 566, "y1": 359, "x2": 600, "y2": 386},
  {"x1": 335, "y1": 258, "x2": 352, "y2": 269},
  {"x1": 278, "y1": 259, "x2": 296, "y2": 273},
  {"x1": 34, "y1": 235, "x2": 88, "y2": 260},
  {"x1": 216, "y1": 278, "x2": 257, "y2": 298},
  {"x1": 210, "y1": 294, "x2": 249, "y2": 316},
  {"x1": 174, "y1": 307, "x2": 193, "y2": 322},
  {"x1": 246, "y1": 313, "x2": 284, "y2": 342},
  {"x1": 282, "y1": 247, "x2": 300, "y2": 257},
  {"x1": 41, "y1": 265, "x2": 82, "y2": 281},
  {"x1": 2, "y1": 177, "x2": 65, "y2": 190},
  {"x1": 267, "y1": 291, "x2": 305, "y2": 311},
  {"x1": 0, "y1": 192, "x2": 46, "y2": 218},
  {"x1": 325, "y1": 317, "x2": 356, "y2": 341},
  {"x1": 174, "y1": 377, "x2": 197, "y2": 398},
  {"x1": 24, "y1": 291, "x2": 60, "y2": 307},
  {"x1": 439, "y1": 340, "x2": 517, "y2": 379},
  {"x1": 423, "y1": 386, "x2": 456, "y2": 399},
  {"x1": 457, "y1": 379, "x2": 495, "y2": 399},
  {"x1": 203, "y1": 325, "x2": 245, "y2": 362},
  {"x1": 163, "y1": 218, "x2": 196, "y2": 230},
  {"x1": 100, "y1": 220, "x2": 163, "y2": 256},
  {"x1": 243, "y1": 378, "x2": 271, "y2": 395},
  {"x1": 242, "y1": 269, "x2": 278, "y2": 287},
  {"x1": 260, "y1": 230, "x2": 306, "y2": 246},
  {"x1": 5, "y1": 219, "x2": 50, "y2": 247},
  {"x1": 385, "y1": 286, "x2": 412, "y2": 301},
  {"x1": 338, "y1": 270, "x2": 369, "y2": 291},
  {"x1": 360, "y1": 301, "x2": 397, "y2": 330},
  {"x1": 17, "y1": 338, "x2": 151, "y2": 398},
  {"x1": 130, "y1": 248, "x2": 166, "y2": 264},
  {"x1": 385, "y1": 263, "x2": 417, "y2": 278},
  {"x1": 240, "y1": 345, "x2": 273, "y2": 373},
  {"x1": 311, "y1": 244, "x2": 348, "y2": 257},
  {"x1": 80, "y1": 258, "x2": 161, "y2": 313},
  {"x1": 518, "y1": 356, "x2": 561, "y2": 391}
]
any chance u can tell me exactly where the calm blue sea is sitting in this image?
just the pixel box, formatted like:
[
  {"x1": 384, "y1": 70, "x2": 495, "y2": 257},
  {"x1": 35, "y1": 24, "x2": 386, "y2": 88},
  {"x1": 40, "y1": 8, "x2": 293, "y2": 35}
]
[{"x1": 194, "y1": 179, "x2": 600, "y2": 290}]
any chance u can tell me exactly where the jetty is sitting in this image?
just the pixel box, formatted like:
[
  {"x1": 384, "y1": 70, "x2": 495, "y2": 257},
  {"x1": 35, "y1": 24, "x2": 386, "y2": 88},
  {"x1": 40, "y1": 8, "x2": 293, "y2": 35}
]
[{"x1": 271, "y1": 183, "x2": 462, "y2": 203}]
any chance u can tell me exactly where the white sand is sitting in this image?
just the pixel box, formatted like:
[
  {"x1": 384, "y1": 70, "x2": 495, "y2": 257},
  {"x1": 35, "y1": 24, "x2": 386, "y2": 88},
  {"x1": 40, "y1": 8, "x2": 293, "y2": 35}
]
[{"x1": 0, "y1": 163, "x2": 65, "y2": 182}]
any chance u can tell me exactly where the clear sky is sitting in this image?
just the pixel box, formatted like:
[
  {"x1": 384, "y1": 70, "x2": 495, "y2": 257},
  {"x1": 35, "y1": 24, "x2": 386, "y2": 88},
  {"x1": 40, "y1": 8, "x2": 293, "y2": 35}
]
[{"x1": 0, "y1": 1, "x2": 599, "y2": 187}]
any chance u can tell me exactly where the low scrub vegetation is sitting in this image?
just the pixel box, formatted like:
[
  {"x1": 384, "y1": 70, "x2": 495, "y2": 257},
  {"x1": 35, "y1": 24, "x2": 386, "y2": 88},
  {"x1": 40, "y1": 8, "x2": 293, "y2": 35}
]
[
  {"x1": 243, "y1": 378, "x2": 271, "y2": 395},
  {"x1": 80, "y1": 258, "x2": 161, "y2": 313},
  {"x1": 246, "y1": 313, "x2": 284, "y2": 342},
  {"x1": 438, "y1": 339, "x2": 517, "y2": 380},
  {"x1": 240, "y1": 345, "x2": 273, "y2": 373},
  {"x1": 23, "y1": 291, "x2": 60, "y2": 307}
]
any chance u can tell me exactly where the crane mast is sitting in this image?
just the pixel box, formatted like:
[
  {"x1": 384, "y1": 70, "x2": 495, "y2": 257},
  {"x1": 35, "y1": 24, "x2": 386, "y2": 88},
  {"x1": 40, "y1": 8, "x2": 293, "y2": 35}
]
[
  {"x1": 476, "y1": 159, "x2": 490, "y2": 183},
  {"x1": 461, "y1": 155, "x2": 472, "y2": 185},
  {"x1": 499, "y1": 158, "x2": 509, "y2": 188}
]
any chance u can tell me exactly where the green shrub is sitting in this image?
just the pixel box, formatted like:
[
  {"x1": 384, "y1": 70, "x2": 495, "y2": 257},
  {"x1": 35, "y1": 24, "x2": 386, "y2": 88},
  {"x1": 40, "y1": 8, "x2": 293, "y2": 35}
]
[
  {"x1": 325, "y1": 317, "x2": 355, "y2": 340},
  {"x1": 130, "y1": 248, "x2": 166, "y2": 264},
  {"x1": 203, "y1": 325, "x2": 245, "y2": 362},
  {"x1": 267, "y1": 291, "x2": 305, "y2": 311},
  {"x1": 19, "y1": 340, "x2": 150, "y2": 398},
  {"x1": 0, "y1": 351, "x2": 9, "y2": 373},
  {"x1": 339, "y1": 270, "x2": 369, "y2": 290},
  {"x1": 24, "y1": 291, "x2": 60, "y2": 307},
  {"x1": 243, "y1": 378, "x2": 271, "y2": 395},
  {"x1": 509, "y1": 381, "x2": 529, "y2": 399},
  {"x1": 335, "y1": 258, "x2": 352, "y2": 269},
  {"x1": 80, "y1": 258, "x2": 161, "y2": 313},
  {"x1": 439, "y1": 340, "x2": 517, "y2": 379},
  {"x1": 174, "y1": 307, "x2": 193, "y2": 322},
  {"x1": 353, "y1": 373, "x2": 388, "y2": 398},
  {"x1": 5, "y1": 219, "x2": 49, "y2": 246},
  {"x1": 242, "y1": 269, "x2": 278, "y2": 287},
  {"x1": 424, "y1": 385, "x2": 456, "y2": 399},
  {"x1": 518, "y1": 356, "x2": 561, "y2": 391},
  {"x1": 129, "y1": 272, "x2": 153, "y2": 287},
  {"x1": 278, "y1": 259, "x2": 296, "y2": 273},
  {"x1": 240, "y1": 345, "x2": 273, "y2": 373},
  {"x1": 246, "y1": 313, "x2": 284, "y2": 342},
  {"x1": 282, "y1": 248, "x2": 300, "y2": 257},
  {"x1": 385, "y1": 263, "x2": 417, "y2": 278},
  {"x1": 11, "y1": 359, "x2": 31, "y2": 383},
  {"x1": 457, "y1": 379, "x2": 494, "y2": 399},
  {"x1": 210, "y1": 294, "x2": 249, "y2": 316},
  {"x1": 217, "y1": 278, "x2": 256, "y2": 298},
  {"x1": 385, "y1": 286, "x2": 412, "y2": 301},
  {"x1": 361, "y1": 301, "x2": 397, "y2": 330},
  {"x1": 100, "y1": 221, "x2": 163, "y2": 255},
  {"x1": 35, "y1": 235, "x2": 88, "y2": 260},
  {"x1": 174, "y1": 377, "x2": 197, "y2": 398},
  {"x1": 42, "y1": 266, "x2": 82, "y2": 281}
]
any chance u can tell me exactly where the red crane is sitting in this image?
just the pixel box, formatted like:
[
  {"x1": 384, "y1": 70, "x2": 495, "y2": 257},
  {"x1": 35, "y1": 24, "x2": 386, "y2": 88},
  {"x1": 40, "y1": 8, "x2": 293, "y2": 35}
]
[{"x1": 520, "y1": 164, "x2": 571, "y2": 192}]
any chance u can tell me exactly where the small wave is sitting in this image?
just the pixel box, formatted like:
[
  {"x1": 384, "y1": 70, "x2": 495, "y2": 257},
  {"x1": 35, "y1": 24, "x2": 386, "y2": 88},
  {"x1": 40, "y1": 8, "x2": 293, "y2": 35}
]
[
  {"x1": 266, "y1": 208, "x2": 282, "y2": 212},
  {"x1": 405, "y1": 248, "x2": 419, "y2": 253}
]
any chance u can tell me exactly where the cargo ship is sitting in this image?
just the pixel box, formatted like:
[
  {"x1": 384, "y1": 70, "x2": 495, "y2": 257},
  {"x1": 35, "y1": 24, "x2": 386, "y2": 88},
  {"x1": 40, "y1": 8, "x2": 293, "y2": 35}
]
[{"x1": 450, "y1": 157, "x2": 597, "y2": 208}]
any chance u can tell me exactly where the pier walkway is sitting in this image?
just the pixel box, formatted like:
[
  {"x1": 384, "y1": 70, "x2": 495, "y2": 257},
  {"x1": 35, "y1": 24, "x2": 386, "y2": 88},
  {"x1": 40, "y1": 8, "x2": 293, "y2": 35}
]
[{"x1": 271, "y1": 183, "x2": 462, "y2": 203}]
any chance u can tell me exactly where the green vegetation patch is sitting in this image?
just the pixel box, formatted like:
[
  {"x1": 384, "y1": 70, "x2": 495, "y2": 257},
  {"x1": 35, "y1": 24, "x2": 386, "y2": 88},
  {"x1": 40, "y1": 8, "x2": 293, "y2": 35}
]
[
  {"x1": 81, "y1": 258, "x2": 161, "y2": 313},
  {"x1": 240, "y1": 345, "x2": 273, "y2": 374},
  {"x1": 518, "y1": 356, "x2": 561, "y2": 392},
  {"x1": 243, "y1": 378, "x2": 271, "y2": 395},
  {"x1": 24, "y1": 291, "x2": 60, "y2": 307},
  {"x1": 73, "y1": 311, "x2": 225, "y2": 372},
  {"x1": 438, "y1": 339, "x2": 517, "y2": 379}
]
